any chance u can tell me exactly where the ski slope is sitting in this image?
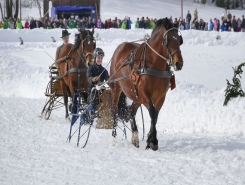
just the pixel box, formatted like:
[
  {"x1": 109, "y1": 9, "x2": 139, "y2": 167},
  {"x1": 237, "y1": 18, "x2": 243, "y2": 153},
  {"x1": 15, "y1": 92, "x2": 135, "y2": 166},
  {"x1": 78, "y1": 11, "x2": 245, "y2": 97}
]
[{"x1": 0, "y1": 0, "x2": 245, "y2": 185}]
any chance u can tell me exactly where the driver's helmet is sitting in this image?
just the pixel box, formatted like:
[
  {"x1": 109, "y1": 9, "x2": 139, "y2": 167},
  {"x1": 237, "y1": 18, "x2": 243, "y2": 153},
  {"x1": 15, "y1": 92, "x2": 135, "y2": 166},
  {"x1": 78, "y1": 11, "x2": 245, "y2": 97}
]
[{"x1": 93, "y1": 48, "x2": 105, "y2": 59}]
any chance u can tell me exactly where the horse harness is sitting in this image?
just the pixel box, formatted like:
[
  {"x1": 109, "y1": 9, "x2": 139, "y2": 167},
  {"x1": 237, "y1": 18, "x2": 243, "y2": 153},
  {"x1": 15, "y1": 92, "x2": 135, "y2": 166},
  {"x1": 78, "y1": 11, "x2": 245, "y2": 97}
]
[
  {"x1": 107, "y1": 27, "x2": 181, "y2": 100},
  {"x1": 55, "y1": 31, "x2": 96, "y2": 92}
]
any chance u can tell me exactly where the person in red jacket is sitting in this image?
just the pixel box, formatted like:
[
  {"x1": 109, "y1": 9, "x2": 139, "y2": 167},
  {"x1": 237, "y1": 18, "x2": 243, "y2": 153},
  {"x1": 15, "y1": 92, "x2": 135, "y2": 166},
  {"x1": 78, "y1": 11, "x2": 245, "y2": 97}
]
[
  {"x1": 105, "y1": 19, "x2": 112, "y2": 29},
  {"x1": 24, "y1": 19, "x2": 30, "y2": 29}
]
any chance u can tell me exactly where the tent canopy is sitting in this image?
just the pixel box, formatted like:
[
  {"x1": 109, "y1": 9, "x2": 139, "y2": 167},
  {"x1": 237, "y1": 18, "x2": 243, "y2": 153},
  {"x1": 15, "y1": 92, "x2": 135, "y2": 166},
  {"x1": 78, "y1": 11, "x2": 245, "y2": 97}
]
[{"x1": 51, "y1": 6, "x2": 96, "y2": 20}]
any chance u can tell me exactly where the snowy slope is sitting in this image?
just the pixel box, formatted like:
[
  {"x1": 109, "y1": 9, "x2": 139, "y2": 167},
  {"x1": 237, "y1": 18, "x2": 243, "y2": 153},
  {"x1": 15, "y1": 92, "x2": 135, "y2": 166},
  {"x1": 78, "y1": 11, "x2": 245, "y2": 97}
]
[{"x1": 0, "y1": 0, "x2": 245, "y2": 185}]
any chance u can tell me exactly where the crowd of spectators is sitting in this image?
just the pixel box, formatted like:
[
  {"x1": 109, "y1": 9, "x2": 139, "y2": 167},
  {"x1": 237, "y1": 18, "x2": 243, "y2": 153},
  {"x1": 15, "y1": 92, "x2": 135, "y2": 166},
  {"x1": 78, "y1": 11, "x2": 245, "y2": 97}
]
[
  {"x1": 0, "y1": 8, "x2": 244, "y2": 32},
  {"x1": 176, "y1": 8, "x2": 245, "y2": 32}
]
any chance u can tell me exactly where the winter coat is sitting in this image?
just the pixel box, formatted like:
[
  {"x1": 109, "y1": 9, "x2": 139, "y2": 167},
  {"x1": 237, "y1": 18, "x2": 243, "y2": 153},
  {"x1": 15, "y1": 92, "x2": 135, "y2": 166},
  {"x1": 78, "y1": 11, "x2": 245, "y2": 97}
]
[
  {"x1": 135, "y1": 21, "x2": 139, "y2": 28},
  {"x1": 150, "y1": 21, "x2": 155, "y2": 29},
  {"x1": 0, "y1": 22, "x2": 4, "y2": 28},
  {"x1": 24, "y1": 22, "x2": 30, "y2": 29},
  {"x1": 30, "y1": 20, "x2": 36, "y2": 29},
  {"x1": 186, "y1": 13, "x2": 192, "y2": 22},
  {"x1": 145, "y1": 19, "x2": 150, "y2": 29},
  {"x1": 87, "y1": 22, "x2": 95, "y2": 29},
  {"x1": 106, "y1": 21, "x2": 112, "y2": 29},
  {"x1": 9, "y1": 21, "x2": 15, "y2": 29},
  {"x1": 4, "y1": 20, "x2": 8, "y2": 29},
  {"x1": 68, "y1": 21, "x2": 76, "y2": 29},
  {"x1": 139, "y1": 20, "x2": 145, "y2": 28},
  {"x1": 213, "y1": 19, "x2": 217, "y2": 31},
  {"x1": 86, "y1": 64, "x2": 109, "y2": 95},
  {"x1": 232, "y1": 19, "x2": 237, "y2": 28},
  {"x1": 237, "y1": 19, "x2": 241, "y2": 28},
  {"x1": 16, "y1": 21, "x2": 23, "y2": 29},
  {"x1": 121, "y1": 21, "x2": 127, "y2": 29},
  {"x1": 195, "y1": 21, "x2": 200, "y2": 30},
  {"x1": 96, "y1": 20, "x2": 102, "y2": 28},
  {"x1": 242, "y1": 18, "x2": 245, "y2": 29},
  {"x1": 127, "y1": 19, "x2": 132, "y2": 29},
  {"x1": 209, "y1": 22, "x2": 214, "y2": 30}
]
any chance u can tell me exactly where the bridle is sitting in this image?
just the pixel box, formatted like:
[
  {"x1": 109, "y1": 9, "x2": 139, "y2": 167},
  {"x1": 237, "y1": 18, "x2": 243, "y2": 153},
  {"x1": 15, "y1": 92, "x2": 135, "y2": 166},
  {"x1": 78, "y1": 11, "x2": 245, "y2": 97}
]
[
  {"x1": 146, "y1": 26, "x2": 182, "y2": 68},
  {"x1": 77, "y1": 31, "x2": 96, "y2": 66},
  {"x1": 162, "y1": 27, "x2": 182, "y2": 58}
]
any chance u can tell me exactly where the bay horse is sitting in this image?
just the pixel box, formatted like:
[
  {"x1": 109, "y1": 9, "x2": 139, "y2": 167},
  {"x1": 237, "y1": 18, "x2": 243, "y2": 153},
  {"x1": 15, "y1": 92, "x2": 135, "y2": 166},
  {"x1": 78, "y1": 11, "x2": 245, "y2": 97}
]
[
  {"x1": 109, "y1": 18, "x2": 183, "y2": 151},
  {"x1": 56, "y1": 28, "x2": 96, "y2": 118}
]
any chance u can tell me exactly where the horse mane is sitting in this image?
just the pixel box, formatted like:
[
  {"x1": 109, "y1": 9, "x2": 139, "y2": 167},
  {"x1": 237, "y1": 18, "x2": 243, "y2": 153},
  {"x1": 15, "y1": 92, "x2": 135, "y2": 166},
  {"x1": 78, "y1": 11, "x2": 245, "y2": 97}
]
[
  {"x1": 152, "y1": 17, "x2": 174, "y2": 35},
  {"x1": 71, "y1": 29, "x2": 90, "y2": 51}
]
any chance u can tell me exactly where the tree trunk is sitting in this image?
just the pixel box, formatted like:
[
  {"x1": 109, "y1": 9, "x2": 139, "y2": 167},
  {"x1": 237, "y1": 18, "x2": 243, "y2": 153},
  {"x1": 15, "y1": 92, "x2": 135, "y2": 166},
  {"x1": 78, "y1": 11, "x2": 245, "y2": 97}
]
[
  {"x1": 14, "y1": 0, "x2": 19, "y2": 19},
  {"x1": 0, "y1": 3, "x2": 4, "y2": 20},
  {"x1": 37, "y1": 0, "x2": 41, "y2": 18},
  {"x1": 5, "y1": 0, "x2": 9, "y2": 18},
  {"x1": 20, "y1": 0, "x2": 21, "y2": 20},
  {"x1": 10, "y1": 0, "x2": 13, "y2": 17}
]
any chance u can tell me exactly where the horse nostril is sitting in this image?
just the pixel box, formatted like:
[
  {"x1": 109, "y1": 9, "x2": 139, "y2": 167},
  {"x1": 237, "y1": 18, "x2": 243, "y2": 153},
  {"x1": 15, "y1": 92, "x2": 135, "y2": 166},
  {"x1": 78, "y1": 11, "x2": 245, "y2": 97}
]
[{"x1": 176, "y1": 62, "x2": 183, "y2": 70}]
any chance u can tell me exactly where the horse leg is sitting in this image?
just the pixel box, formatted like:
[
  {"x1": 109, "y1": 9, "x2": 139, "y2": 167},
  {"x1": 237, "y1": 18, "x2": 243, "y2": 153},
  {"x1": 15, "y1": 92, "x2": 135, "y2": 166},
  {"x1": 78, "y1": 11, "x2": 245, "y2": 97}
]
[
  {"x1": 110, "y1": 86, "x2": 121, "y2": 137},
  {"x1": 146, "y1": 102, "x2": 159, "y2": 151},
  {"x1": 129, "y1": 102, "x2": 140, "y2": 148}
]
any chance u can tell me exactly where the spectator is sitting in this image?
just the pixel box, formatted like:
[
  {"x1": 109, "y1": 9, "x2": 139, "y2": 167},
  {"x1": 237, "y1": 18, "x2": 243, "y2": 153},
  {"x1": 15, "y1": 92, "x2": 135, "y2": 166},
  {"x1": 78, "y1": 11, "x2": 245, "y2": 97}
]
[
  {"x1": 173, "y1": 18, "x2": 179, "y2": 28},
  {"x1": 180, "y1": 19, "x2": 186, "y2": 30},
  {"x1": 87, "y1": 19, "x2": 95, "y2": 29},
  {"x1": 8, "y1": 19, "x2": 15, "y2": 29},
  {"x1": 195, "y1": 19, "x2": 200, "y2": 30},
  {"x1": 96, "y1": 18, "x2": 102, "y2": 28},
  {"x1": 209, "y1": 19, "x2": 214, "y2": 31},
  {"x1": 200, "y1": 19, "x2": 205, "y2": 30},
  {"x1": 15, "y1": 18, "x2": 23, "y2": 29},
  {"x1": 79, "y1": 17, "x2": 86, "y2": 29},
  {"x1": 139, "y1": 17, "x2": 145, "y2": 28},
  {"x1": 58, "y1": 19, "x2": 64, "y2": 28},
  {"x1": 127, "y1": 17, "x2": 132, "y2": 29},
  {"x1": 46, "y1": 22, "x2": 52, "y2": 29},
  {"x1": 241, "y1": 15, "x2": 245, "y2": 32},
  {"x1": 30, "y1": 18, "x2": 36, "y2": 29},
  {"x1": 145, "y1": 17, "x2": 150, "y2": 29},
  {"x1": 24, "y1": 19, "x2": 30, "y2": 29},
  {"x1": 135, "y1": 18, "x2": 139, "y2": 29},
  {"x1": 3, "y1": 18, "x2": 9, "y2": 29},
  {"x1": 217, "y1": 19, "x2": 220, "y2": 31},
  {"x1": 185, "y1": 20, "x2": 190, "y2": 30},
  {"x1": 186, "y1": 10, "x2": 192, "y2": 23},
  {"x1": 121, "y1": 18, "x2": 127, "y2": 29},
  {"x1": 69, "y1": 18, "x2": 76, "y2": 29},
  {"x1": 237, "y1": 18, "x2": 241, "y2": 32},
  {"x1": 106, "y1": 19, "x2": 112, "y2": 29},
  {"x1": 204, "y1": 22, "x2": 208, "y2": 31},
  {"x1": 63, "y1": 19, "x2": 69, "y2": 29},
  {"x1": 232, "y1": 16, "x2": 237, "y2": 32},
  {"x1": 227, "y1": 19, "x2": 231, "y2": 31},
  {"x1": 194, "y1": 8, "x2": 198, "y2": 20},
  {"x1": 117, "y1": 19, "x2": 122, "y2": 28},
  {"x1": 213, "y1": 18, "x2": 217, "y2": 31},
  {"x1": 150, "y1": 18, "x2": 156, "y2": 29},
  {"x1": 0, "y1": 21, "x2": 4, "y2": 28}
]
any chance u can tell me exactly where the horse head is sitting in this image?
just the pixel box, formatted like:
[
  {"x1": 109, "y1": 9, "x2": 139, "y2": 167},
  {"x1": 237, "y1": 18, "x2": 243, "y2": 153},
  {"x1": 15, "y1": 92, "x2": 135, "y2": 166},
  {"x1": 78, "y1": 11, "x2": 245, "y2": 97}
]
[
  {"x1": 152, "y1": 18, "x2": 184, "y2": 71},
  {"x1": 72, "y1": 28, "x2": 96, "y2": 67}
]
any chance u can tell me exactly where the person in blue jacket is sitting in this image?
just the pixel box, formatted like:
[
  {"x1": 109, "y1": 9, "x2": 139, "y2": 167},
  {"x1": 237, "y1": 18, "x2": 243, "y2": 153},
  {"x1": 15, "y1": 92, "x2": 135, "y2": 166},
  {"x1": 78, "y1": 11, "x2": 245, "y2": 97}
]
[{"x1": 209, "y1": 19, "x2": 214, "y2": 31}]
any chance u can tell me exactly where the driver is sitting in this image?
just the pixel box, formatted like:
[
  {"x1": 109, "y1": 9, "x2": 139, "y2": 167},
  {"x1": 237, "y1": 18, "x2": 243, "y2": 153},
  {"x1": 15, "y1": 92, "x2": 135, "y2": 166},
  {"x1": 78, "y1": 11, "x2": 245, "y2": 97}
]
[{"x1": 86, "y1": 48, "x2": 109, "y2": 114}]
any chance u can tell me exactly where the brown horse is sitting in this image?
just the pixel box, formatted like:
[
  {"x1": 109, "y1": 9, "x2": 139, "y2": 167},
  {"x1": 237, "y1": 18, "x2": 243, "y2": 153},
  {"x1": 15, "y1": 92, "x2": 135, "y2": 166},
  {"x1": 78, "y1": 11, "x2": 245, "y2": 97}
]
[
  {"x1": 56, "y1": 28, "x2": 96, "y2": 118},
  {"x1": 109, "y1": 18, "x2": 184, "y2": 151}
]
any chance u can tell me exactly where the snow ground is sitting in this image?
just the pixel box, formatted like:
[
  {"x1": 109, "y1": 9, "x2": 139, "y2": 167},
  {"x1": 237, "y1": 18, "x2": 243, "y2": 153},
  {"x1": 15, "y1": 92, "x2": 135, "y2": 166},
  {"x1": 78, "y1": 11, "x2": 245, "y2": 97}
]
[{"x1": 1, "y1": 0, "x2": 245, "y2": 185}]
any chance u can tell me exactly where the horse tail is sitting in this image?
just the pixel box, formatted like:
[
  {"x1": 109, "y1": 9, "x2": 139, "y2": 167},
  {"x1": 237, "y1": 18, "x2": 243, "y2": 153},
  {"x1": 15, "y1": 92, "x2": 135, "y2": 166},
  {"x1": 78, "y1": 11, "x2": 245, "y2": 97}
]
[{"x1": 118, "y1": 92, "x2": 130, "y2": 122}]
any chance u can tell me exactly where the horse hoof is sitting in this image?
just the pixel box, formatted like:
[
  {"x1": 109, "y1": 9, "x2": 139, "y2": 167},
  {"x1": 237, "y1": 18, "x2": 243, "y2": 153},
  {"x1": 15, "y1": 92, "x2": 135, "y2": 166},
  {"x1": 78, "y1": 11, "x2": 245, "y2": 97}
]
[
  {"x1": 150, "y1": 142, "x2": 158, "y2": 151},
  {"x1": 131, "y1": 132, "x2": 139, "y2": 148},
  {"x1": 132, "y1": 142, "x2": 139, "y2": 148}
]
